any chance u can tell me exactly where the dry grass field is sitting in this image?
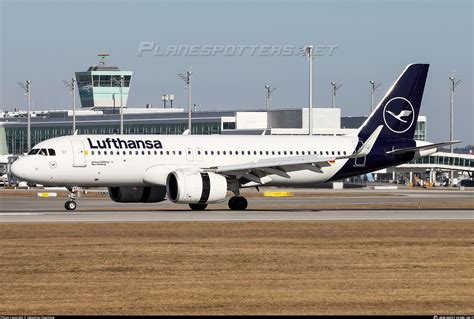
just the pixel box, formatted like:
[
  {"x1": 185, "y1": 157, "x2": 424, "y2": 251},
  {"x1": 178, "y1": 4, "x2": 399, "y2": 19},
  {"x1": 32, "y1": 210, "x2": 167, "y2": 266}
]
[{"x1": 0, "y1": 221, "x2": 472, "y2": 315}]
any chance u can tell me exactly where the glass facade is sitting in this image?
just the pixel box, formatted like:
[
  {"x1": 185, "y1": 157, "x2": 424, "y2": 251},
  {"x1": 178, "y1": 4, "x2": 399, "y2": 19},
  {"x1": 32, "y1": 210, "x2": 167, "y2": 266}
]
[
  {"x1": 409, "y1": 154, "x2": 474, "y2": 168},
  {"x1": 3, "y1": 121, "x2": 221, "y2": 155},
  {"x1": 414, "y1": 120, "x2": 426, "y2": 141}
]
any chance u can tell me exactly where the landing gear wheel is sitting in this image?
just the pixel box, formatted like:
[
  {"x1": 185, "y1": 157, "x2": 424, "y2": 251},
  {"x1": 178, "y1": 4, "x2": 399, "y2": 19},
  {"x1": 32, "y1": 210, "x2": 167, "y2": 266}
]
[
  {"x1": 64, "y1": 200, "x2": 77, "y2": 211},
  {"x1": 228, "y1": 196, "x2": 248, "y2": 210},
  {"x1": 189, "y1": 203, "x2": 208, "y2": 211}
]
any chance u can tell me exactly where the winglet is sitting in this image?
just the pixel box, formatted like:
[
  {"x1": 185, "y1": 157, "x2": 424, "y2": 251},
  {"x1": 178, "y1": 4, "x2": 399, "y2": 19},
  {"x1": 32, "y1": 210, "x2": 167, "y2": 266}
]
[{"x1": 351, "y1": 125, "x2": 383, "y2": 158}]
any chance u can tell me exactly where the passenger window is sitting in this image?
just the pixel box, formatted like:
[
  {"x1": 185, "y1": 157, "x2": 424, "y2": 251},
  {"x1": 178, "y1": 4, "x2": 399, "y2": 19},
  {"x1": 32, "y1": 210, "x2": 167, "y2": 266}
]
[
  {"x1": 154, "y1": 151, "x2": 157, "y2": 155},
  {"x1": 217, "y1": 151, "x2": 220, "y2": 155},
  {"x1": 337, "y1": 151, "x2": 341, "y2": 155},
  {"x1": 205, "y1": 151, "x2": 208, "y2": 155},
  {"x1": 266, "y1": 151, "x2": 269, "y2": 155},
  {"x1": 160, "y1": 151, "x2": 163, "y2": 155},
  {"x1": 229, "y1": 151, "x2": 232, "y2": 155},
  {"x1": 172, "y1": 151, "x2": 176, "y2": 155},
  {"x1": 98, "y1": 151, "x2": 101, "y2": 155},
  {"x1": 124, "y1": 151, "x2": 127, "y2": 155},
  {"x1": 343, "y1": 151, "x2": 347, "y2": 155},
  {"x1": 289, "y1": 151, "x2": 293, "y2": 155},
  {"x1": 129, "y1": 151, "x2": 132, "y2": 155},
  {"x1": 278, "y1": 151, "x2": 281, "y2": 155},
  {"x1": 272, "y1": 151, "x2": 275, "y2": 155},
  {"x1": 91, "y1": 151, "x2": 95, "y2": 155},
  {"x1": 166, "y1": 151, "x2": 170, "y2": 155},
  {"x1": 148, "y1": 151, "x2": 151, "y2": 155},
  {"x1": 211, "y1": 151, "x2": 214, "y2": 155},
  {"x1": 135, "y1": 151, "x2": 139, "y2": 155},
  {"x1": 179, "y1": 151, "x2": 182, "y2": 155},
  {"x1": 223, "y1": 151, "x2": 226, "y2": 155}
]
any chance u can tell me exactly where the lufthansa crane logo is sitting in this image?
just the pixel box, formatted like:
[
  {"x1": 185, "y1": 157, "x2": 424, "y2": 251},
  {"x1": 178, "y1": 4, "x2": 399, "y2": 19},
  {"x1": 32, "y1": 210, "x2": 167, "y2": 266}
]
[{"x1": 383, "y1": 97, "x2": 415, "y2": 133}]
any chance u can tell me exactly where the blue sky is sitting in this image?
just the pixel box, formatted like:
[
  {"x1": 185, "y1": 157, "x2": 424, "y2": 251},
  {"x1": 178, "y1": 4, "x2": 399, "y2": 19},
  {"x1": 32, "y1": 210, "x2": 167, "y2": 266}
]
[{"x1": 1, "y1": 0, "x2": 472, "y2": 144}]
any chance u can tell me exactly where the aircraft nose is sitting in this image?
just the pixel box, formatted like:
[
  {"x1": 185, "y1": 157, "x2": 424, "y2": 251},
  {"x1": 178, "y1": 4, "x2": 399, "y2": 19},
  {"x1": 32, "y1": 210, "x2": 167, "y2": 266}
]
[{"x1": 11, "y1": 158, "x2": 27, "y2": 179}]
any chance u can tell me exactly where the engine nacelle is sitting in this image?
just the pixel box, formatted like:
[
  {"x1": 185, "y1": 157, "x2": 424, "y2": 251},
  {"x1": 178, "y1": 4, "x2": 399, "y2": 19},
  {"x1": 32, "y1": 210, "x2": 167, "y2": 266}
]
[
  {"x1": 108, "y1": 186, "x2": 166, "y2": 203},
  {"x1": 166, "y1": 170, "x2": 227, "y2": 204}
]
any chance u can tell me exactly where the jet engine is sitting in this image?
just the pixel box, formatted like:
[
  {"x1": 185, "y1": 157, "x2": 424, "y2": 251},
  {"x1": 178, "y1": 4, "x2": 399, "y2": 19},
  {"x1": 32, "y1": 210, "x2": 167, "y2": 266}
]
[
  {"x1": 108, "y1": 186, "x2": 167, "y2": 203},
  {"x1": 166, "y1": 170, "x2": 227, "y2": 204}
]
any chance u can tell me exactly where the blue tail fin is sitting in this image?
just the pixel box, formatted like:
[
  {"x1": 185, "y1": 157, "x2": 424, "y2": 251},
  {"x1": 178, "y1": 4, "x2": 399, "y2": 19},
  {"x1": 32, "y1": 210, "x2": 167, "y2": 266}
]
[{"x1": 356, "y1": 64, "x2": 429, "y2": 140}]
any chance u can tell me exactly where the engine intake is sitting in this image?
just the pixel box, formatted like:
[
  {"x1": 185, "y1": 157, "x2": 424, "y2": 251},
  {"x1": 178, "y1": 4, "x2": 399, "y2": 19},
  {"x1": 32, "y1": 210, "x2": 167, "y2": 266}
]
[
  {"x1": 108, "y1": 186, "x2": 166, "y2": 203},
  {"x1": 166, "y1": 170, "x2": 227, "y2": 204}
]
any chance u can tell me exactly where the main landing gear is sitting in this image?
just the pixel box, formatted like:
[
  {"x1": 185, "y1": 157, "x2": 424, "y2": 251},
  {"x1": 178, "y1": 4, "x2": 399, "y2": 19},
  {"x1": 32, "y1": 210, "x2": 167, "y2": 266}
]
[
  {"x1": 65, "y1": 187, "x2": 79, "y2": 211},
  {"x1": 189, "y1": 203, "x2": 208, "y2": 211},
  {"x1": 228, "y1": 196, "x2": 248, "y2": 210}
]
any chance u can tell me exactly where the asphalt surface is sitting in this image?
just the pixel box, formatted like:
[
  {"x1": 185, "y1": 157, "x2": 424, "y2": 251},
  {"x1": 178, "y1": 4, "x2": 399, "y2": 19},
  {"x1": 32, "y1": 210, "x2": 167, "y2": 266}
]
[{"x1": 0, "y1": 188, "x2": 472, "y2": 223}]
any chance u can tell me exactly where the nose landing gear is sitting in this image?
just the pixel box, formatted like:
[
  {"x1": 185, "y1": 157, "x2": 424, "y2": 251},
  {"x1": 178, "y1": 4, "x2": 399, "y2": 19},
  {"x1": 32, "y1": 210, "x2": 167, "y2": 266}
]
[
  {"x1": 65, "y1": 200, "x2": 77, "y2": 211},
  {"x1": 65, "y1": 187, "x2": 79, "y2": 211}
]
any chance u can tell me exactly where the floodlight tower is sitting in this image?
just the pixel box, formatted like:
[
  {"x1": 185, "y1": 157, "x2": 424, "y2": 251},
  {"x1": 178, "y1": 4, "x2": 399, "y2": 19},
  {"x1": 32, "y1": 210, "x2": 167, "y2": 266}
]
[
  {"x1": 63, "y1": 78, "x2": 77, "y2": 134},
  {"x1": 304, "y1": 45, "x2": 314, "y2": 135},
  {"x1": 178, "y1": 70, "x2": 192, "y2": 134},
  {"x1": 330, "y1": 81, "x2": 342, "y2": 109},
  {"x1": 369, "y1": 80, "x2": 381, "y2": 112},
  {"x1": 449, "y1": 73, "x2": 461, "y2": 185},
  {"x1": 264, "y1": 85, "x2": 277, "y2": 111},
  {"x1": 18, "y1": 80, "x2": 31, "y2": 152}
]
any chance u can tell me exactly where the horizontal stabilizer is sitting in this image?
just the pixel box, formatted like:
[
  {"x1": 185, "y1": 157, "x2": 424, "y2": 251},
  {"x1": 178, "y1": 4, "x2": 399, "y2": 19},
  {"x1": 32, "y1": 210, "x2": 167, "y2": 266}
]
[{"x1": 386, "y1": 140, "x2": 462, "y2": 155}]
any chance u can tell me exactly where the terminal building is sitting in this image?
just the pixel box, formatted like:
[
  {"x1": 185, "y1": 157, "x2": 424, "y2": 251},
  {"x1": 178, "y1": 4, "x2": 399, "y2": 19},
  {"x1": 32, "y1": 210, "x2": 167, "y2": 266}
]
[{"x1": 1, "y1": 56, "x2": 472, "y2": 185}]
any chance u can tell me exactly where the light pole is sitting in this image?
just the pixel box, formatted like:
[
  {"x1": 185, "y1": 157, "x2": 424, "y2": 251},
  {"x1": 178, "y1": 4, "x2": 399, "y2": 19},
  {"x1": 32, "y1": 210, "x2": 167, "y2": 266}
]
[
  {"x1": 304, "y1": 45, "x2": 314, "y2": 135},
  {"x1": 113, "y1": 76, "x2": 125, "y2": 134},
  {"x1": 178, "y1": 70, "x2": 192, "y2": 134},
  {"x1": 330, "y1": 81, "x2": 342, "y2": 109},
  {"x1": 369, "y1": 80, "x2": 381, "y2": 112},
  {"x1": 264, "y1": 85, "x2": 277, "y2": 111},
  {"x1": 120, "y1": 75, "x2": 124, "y2": 135},
  {"x1": 449, "y1": 74, "x2": 461, "y2": 185},
  {"x1": 63, "y1": 78, "x2": 77, "y2": 134},
  {"x1": 18, "y1": 80, "x2": 31, "y2": 152}
]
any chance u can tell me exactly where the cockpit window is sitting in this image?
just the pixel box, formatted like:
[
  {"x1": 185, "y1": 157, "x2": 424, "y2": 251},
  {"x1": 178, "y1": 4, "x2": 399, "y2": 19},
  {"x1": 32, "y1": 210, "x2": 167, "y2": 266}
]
[
  {"x1": 48, "y1": 149, "x2": 56, "y2": 156},
  {"x1": 38, "y1": 149, "x2": 48, "y2": 156},
  {"x1": 28, "y1": 149, "x2": 39, "y2": 155}
]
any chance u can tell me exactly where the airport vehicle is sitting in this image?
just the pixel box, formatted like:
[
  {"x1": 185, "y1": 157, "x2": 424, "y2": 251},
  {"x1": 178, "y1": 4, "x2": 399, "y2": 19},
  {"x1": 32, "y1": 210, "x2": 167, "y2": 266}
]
[{"x1": 11, "y1": 64, "x2": 460, "y2": 211}]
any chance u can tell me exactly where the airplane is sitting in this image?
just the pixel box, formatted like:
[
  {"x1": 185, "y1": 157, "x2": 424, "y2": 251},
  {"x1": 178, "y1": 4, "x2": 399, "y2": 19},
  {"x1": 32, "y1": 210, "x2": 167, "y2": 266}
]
[{"x1": 11, "y1": 63, "x2": 460, "y2": 211}]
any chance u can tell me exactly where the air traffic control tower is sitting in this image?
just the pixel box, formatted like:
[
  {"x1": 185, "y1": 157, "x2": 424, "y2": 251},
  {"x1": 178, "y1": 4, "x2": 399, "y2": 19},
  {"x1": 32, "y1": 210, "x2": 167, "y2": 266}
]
[{"x1": 75, "y1": 54, "x2": 133, "y2": 108}]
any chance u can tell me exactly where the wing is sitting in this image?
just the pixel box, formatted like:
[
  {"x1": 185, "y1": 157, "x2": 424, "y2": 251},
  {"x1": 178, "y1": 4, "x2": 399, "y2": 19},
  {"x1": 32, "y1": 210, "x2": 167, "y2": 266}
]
[{"x1": 205, "y1": 126, "x2": 383, "y2": 184}]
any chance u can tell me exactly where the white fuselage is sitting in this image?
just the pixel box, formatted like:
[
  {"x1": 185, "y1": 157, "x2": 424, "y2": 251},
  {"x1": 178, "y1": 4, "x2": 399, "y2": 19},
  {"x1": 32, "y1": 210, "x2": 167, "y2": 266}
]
[{"x1": 12, "y1": 134, "x2": 359, "y2": 187}]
